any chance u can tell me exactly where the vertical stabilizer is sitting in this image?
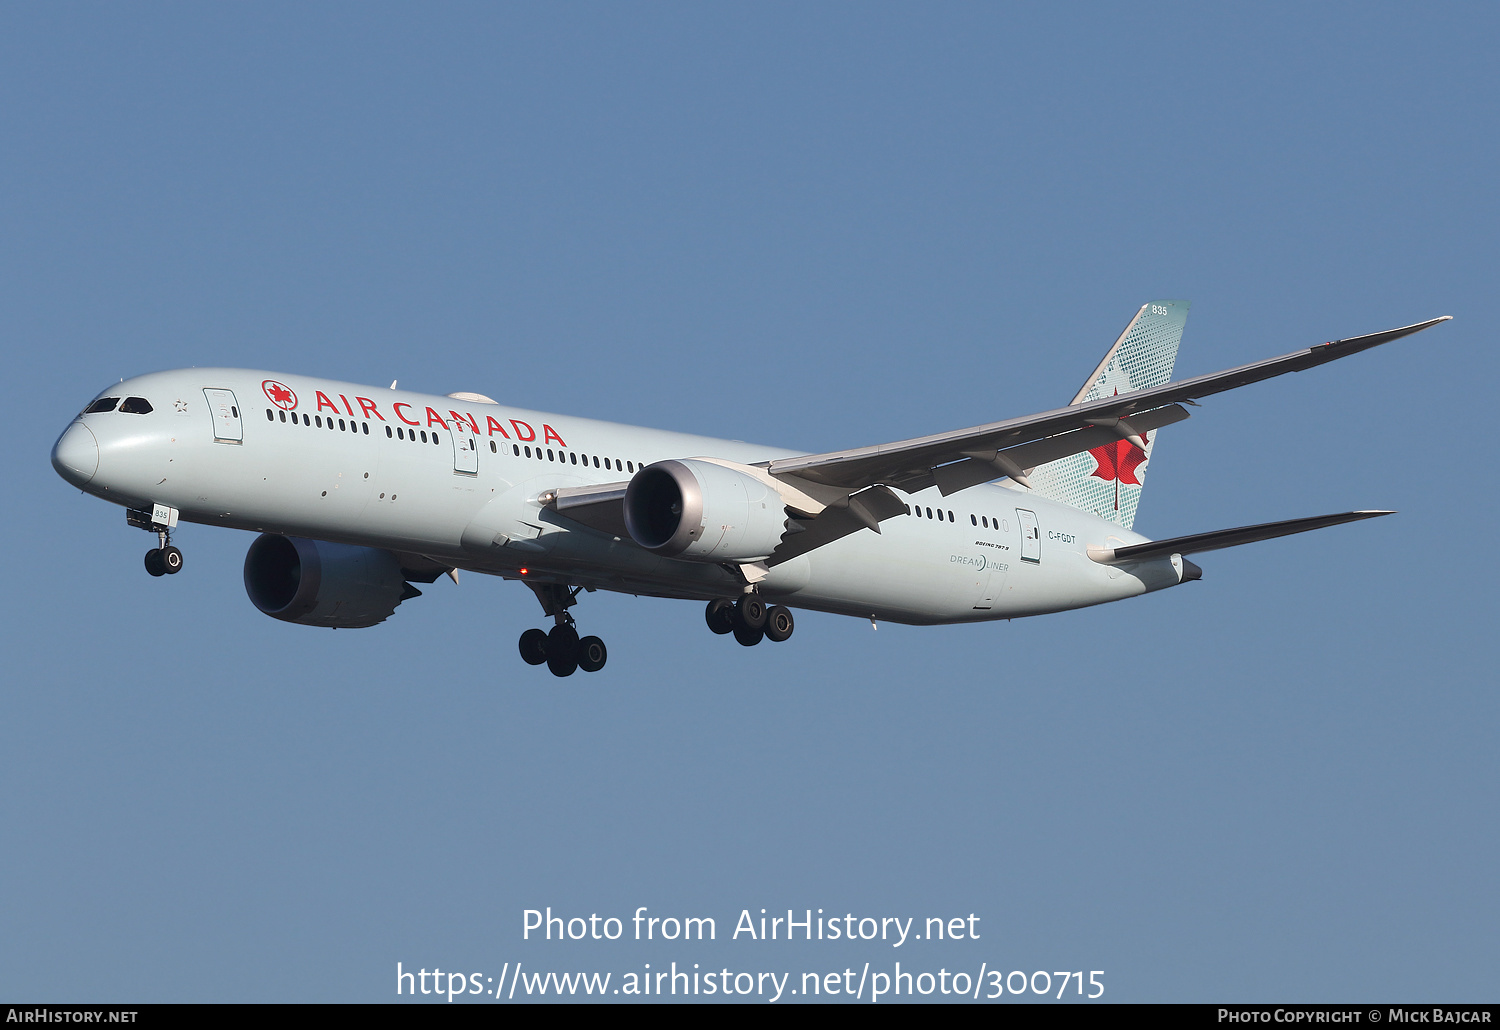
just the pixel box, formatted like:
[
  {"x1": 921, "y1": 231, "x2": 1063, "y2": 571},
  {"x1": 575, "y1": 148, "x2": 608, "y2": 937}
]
[{"x1": 1024, "y1": 300, "x2": 1189, "y2": 529}]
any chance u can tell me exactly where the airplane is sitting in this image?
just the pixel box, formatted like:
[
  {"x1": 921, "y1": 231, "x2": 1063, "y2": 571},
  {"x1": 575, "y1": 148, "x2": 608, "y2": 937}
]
[{"x1": 50, "y1": 302, "x2": 1449, "y2": 677}]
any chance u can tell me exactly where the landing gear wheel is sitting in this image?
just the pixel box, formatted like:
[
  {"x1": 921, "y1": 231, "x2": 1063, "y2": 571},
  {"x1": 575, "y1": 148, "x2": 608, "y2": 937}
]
[
  {"x1": 546, "y1": 624, "x2": 580, "y2": 677},
  {"x1": 705, "y1": 598, "x2": 736, "y2": 635},
  {"x1": 144, "y1": 549, "x2": 167, "y2": 577},
  {"x1": 735, "y1": 596, "x2": 768, "y2": 632},
  {"x1": 765, "y1": 605, "x2": 795, "y2": 642},
  {"x1": 161, "y1": 545, "x2": 184, "y2": 574},
  {"x1": 518, "y1": 628, "x2": 548, "y2": 666},
  {"x1": 732, "y1": 623, "x2": 764, "y2": 647},
  {"x1": 577, "y1": 636, "x2": 607, "y2": 673}
]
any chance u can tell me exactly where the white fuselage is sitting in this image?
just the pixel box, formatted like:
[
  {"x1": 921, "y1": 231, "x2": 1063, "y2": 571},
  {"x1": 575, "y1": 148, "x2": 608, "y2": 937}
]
[{"x1": 53, "y1": 369, "x2": 1188, "y2": 626}]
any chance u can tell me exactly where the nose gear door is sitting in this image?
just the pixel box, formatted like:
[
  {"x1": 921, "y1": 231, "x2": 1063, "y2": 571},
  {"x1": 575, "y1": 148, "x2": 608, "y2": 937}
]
[{"x1": 203, "y1": 388, "x2": 242, "y2": 443}]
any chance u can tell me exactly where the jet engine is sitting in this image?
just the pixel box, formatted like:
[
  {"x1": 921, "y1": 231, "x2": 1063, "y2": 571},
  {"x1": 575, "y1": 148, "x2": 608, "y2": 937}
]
[
  {"x1": 623, "y1": 459, "x2": 788, "y2": 562},
  {"x1": 243, "y1": 534, "x2": 418, "y2": 628}
]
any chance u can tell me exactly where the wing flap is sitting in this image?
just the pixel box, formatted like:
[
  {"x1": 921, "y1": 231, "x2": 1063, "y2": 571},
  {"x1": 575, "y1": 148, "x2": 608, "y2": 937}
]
[
  {"x1": 930, "y1": 403, "x2": 1191, "y2": 496},
  {"x1": 1087, "y1": 510, "x2": 1394, "y2": 565},
  {"x1": 767, "y1": 486, "x2": 908, "y2": 566}
]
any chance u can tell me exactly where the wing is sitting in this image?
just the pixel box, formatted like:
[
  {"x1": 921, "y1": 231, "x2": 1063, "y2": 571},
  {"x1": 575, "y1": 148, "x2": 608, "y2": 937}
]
[
  {"x1": 766, "y1": 316, "x2": 1450, "y2": 497},
  {"x1": 543, "y1": 482, "x2": 631, "y2": 538}
]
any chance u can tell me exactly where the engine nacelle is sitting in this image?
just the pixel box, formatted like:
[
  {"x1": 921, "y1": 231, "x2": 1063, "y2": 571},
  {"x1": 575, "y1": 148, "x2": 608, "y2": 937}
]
[
  {"x1": 623, "y1": 459, "x2": 788, "y2": 562},
  {"x1": 243, "y1": 534, "x2": 414, "y2": 628}
]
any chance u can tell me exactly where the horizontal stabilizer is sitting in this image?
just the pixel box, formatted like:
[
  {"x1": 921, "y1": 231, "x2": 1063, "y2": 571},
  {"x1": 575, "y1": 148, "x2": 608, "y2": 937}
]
[{"x1": 1087, "y1": 510, "x2": 1394, "y2": 565}]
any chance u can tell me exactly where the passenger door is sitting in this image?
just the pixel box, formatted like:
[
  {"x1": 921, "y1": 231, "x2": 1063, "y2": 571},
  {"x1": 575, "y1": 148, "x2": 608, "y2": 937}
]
[
  {"x1": 451, "y1": 426, "x2": 479, "y2": 475},
  {"x1": 203, "y1": 388, "x2": 242, "y2": 443},
  {"x1": 1017, "y1": 508, "x2": 1041, "y2": 564}
]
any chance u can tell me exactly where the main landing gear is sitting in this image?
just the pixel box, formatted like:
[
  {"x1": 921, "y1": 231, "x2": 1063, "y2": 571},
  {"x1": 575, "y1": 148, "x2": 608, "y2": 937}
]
[
  {"x1": 518, "y1": 582, "x2": 607, "y2": 678},
  {"x1": 706, "y1": 596, "x2": 795, "y2": 647}
]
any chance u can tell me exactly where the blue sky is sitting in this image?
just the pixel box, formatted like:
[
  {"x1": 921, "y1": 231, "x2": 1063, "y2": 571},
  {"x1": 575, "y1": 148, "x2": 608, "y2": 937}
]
[{"x1": 2, "y1": 2, "x2": 1495, "y2": 1002}]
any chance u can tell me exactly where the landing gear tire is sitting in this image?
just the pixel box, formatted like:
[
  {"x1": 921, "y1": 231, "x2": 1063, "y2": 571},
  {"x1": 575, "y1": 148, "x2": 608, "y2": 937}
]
[
  {"x1": 144, "y1": 549, "x2": 167, "y2": 577},
  {"x1": 161, "y1": 545, "x2": 183, "y2": 574},
  {"x1": 577, "y1": 636, "x2": 607, "y2": 673},
  {"x1": 546, "y1": 624, "x2": 580, "y2": 677},
  {"x1": 735, "y1": 596, "x2": 768, "y2": 632},
  {"x1": 705, "y1": 598, "x2": 736, "y2": 635},
  {"x1": 764, "y1": 605, "x2": 794, "y2": 642},
  {"x1": 518, "y1": 628, "x2": 549, "y2": 666},
  {"x1": 732, "y1": 623, "x2": 764, "y2": 647}
]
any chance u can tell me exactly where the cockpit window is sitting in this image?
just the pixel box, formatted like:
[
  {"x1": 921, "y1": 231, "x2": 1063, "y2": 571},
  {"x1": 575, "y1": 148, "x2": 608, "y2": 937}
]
[
  {"x1": 119, "y1": 397, "x2": 154, "y2": 414},
  {"x1": 85, "y1": 397, "x2": 120, "y2": 413}
]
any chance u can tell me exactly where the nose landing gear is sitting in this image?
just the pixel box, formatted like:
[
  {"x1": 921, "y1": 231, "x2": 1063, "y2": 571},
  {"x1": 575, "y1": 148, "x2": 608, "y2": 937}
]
[
  {"x1": 130, "y1": 507, "x2": 183, "y2": 578},
  {"x1": 705, "y1": 596, "x2": 794, "y2": 647},
  {"x1": 143, "y1": 536, "x2": 183, "y2": 578},
  {"x1": 518, "y1": 582, "x2": 608, "y2": 677},
  {"x1": 144, "y1": 543, "x2": 184, "y2": 577}
]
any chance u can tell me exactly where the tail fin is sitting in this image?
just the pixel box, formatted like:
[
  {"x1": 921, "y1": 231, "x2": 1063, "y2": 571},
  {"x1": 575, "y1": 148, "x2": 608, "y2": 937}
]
[{"x1": 1025, "y1": 300, "x2": 1189, "y2": 529}]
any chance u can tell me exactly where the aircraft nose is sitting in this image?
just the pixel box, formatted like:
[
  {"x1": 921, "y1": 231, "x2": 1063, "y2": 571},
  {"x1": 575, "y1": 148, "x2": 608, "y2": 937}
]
[{"x1": 52, "y1": 420, "x2": 99, "y2": 486}]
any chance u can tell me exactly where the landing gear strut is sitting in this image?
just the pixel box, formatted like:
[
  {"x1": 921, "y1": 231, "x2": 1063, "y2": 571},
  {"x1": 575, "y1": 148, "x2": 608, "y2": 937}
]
[
  {"x1": 706, "y1": 596, "x2": 794, "y2": 647},
  {"x1": 518, "y1": 582, "x2": 608, "y2": 677}
]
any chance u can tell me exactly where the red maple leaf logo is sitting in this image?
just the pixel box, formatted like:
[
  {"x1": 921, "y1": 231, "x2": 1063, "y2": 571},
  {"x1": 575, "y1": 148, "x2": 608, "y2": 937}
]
[
  {"x1": 262, "y1": 380, "x2": 297, "y2": 410},
  {"x1": 1088, "y1": 435, "x2": 1149, "y2": 486}
]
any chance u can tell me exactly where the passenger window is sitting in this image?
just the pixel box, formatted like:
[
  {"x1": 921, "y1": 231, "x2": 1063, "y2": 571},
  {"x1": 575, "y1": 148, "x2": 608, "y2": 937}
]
[
  {"x1": 315, "y1": 416, "x2": 323, "y2": 428},
  {"x1": 432, "y1": 433, "x2": 440, "y2": 444},
  {"x1": 948, "y1": 510, "x2": 954, "y2": 521},
  {"x1": 85, "y1": 397, "x2": 120, "y2": 413},
  {"x1": 338, "y1": 419, "x2": 346, "y2": 431},
  {"x1": 524, "y1": 446, "x2": 531, "y2": 457},
  {"x1": 982, "y1": 516, "x2": 988, "y2": 529},
  {"x1": 385, "y1": 426, "x2": 392, "y2": 438},
  {"x1": 120, "y1": 397, "x2": 153, "y2": 414},
  {"x1": 926, "y1": 507, "x2": 933, "y2": 519},
  {"x1": 420, "y1": 431, "x2": 428, "y2": 443},
  {"x1": 569, "y1": 452, "x2": 577, "y2": 464},
  {"x1": 970, "y1": 514, "x2": 977, "y2": 526},
  {"x1": 592, "y1": 456, "x2": 600, "y2": 468},
  {"x1": 627, "y1": 461, "x2": 635, "y2": 472},
  {"x1": 547, "y1": 449, "x2": 554, "y2": 461},
  {"x1": 302, "y1": 414, "x2": 310, "y2": 426},
  {"x1": 489, "y1": 440, "x2": 496, "y2": 453},
  {"x1": 362, "y1": 423, "x2": 369, "y2": 434},
  {"x1": 266, "y1": 409, "x2": 274, "y2": 421},
  {"x1": 513, "y1": 445, "x2": 520, "y2": 456}
]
